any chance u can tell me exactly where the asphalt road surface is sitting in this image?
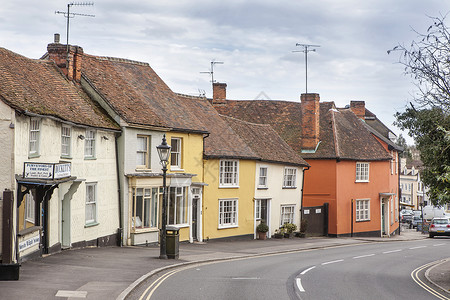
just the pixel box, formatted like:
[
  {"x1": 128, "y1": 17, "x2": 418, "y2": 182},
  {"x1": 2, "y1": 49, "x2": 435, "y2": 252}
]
[{"x1": 131, "y1": 238, "x2": 450, "y2": 300}]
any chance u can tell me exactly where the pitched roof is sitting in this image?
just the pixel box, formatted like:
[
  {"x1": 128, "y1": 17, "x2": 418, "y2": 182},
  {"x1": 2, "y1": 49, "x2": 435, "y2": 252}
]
[
  {"x1": 177, "y1": 94, "x2": 308, "y2": 166},
  {"x1": 215, "y1": 99, "x2": 392, "y2": 161},
  {"x1": 0, "y1": 48, "x2": 118, "y2": 130},
  {"x1": 81, "y1": 55, "x2": 207, "y2": 133}
]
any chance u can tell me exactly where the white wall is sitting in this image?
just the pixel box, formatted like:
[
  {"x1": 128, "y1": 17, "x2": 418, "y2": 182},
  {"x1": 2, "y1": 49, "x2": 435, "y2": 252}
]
[{"x1": 254, "y1": 163, "x2": 304, "y2": 236}]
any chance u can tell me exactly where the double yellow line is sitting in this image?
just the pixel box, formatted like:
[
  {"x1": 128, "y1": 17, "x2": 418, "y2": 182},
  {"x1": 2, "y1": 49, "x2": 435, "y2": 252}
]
[
  {"x1": 138, "y1": 266, "x2": 188, "y2": 300},
  {"x1": 411, "y1": 260, "x2": 450, "y2": 300}
]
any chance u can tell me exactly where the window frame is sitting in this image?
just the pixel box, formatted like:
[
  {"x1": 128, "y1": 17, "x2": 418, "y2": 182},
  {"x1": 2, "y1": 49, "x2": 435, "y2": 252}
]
[
  {"x1": 355, "y1": 199, "x2": 370, "y2": 221},
  {"x1": 219, "y1": 159, "x2": 239, "y2": 187},
  {"x1": 258, "y1": 166, "x2": 268, "y2": 188},
  {"x1": 355, "y1": 162, "x2": 370, "y2": 182},
  {"x1": 84, "y1": 129, "x2": 96, "y2": 159},
  {"x1": 25, "y1": 192, "x2": 35, "y2": 224},
  {"x1": 280, "y1": 205, "x2": 295, "y2": 226},
  {"x1": 61, "y1": 125, "x2": 72, "y2": 158},
  {"x1": 85, "y1": 183, "x2": 98, "y2": 225},
  {"x1": 132, "y1": 187, "x2": 159, "y2": 231},
  {"x1": 218, "y1": 198, "x2": 238, "y2": 228},
  {"x1": 283, "y1": 167, "x2": 297, "y2": 188},
  {"x1": 29, "y1": 118, "x2": 41, "y2": 157},
  {"x1": 136, "y1": 135, "x2": 151, "y2": 169},
  {"x1": 167, "y1": 186, "x2": 188, "y2": 225},
  {"x1": 170, "y1": 137, "x2": 182, "y2": 170}
]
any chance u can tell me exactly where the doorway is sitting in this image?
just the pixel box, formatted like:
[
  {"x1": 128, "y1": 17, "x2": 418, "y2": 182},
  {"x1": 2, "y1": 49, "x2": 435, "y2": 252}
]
[
  {"x1": 192, "y1": 196, "x2": 199, "y2": 241},
  {"x1": 255, "y1": 199, "x2": 270, "y2": 238}
]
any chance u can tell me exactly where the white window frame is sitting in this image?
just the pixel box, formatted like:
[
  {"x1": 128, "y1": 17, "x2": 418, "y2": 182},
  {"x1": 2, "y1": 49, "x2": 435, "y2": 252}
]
[
  {"x1": 25, "y1": 192, "x2": 35, "y2": 224},
  {"x1": 168, "y1": 186, "x2": 188, "y2": 225},
  {"x1": 255, "y1": 199, "x2": 261, "y2": 220},
  {"x1": 84, "y1": 129, "x2": 96, "y2": 159},
  {"x1": 258, "y1": 166, "x2": 268, "y2": 188},
  {"x1": 61, "y1": 125, "x2": 72, "y2": 157},
  {"x1": 280, "y1": 205, "x2": 295, "y2": 226},
  {"x1": 29, "y1": 118, "x2": 40, "y2": 156},
  {"x1": 85, "y1": 183, "x2": 97, "y2": 225},
  {"x1": 132, "y1": 187, "x2": 159, "y2": 230},
  {"x1": 219, "y1": 160, "x2": 239, "y2": 187},
  {"x1": 283, "y1": 167, "x2": 297, "y2": 188},
  {"x1": 356, "y1": 162, "x2": 369, "y2": 182},
  {"x1": 170, "y1": 137, "x2": 182, "y2": 170},
  {"x1": 136, "y1": 135, "x2": 151, "y2": 169},
  {"x1": 218, "y1": 198, "x2": 238, "y2": 228},
  {"x1": 356, "y1": 199, "x2": 370, "y2": 221}
]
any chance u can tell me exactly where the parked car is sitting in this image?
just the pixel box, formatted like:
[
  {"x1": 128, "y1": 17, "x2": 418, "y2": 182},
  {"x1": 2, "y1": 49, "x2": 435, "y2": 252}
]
[
  {"x1": 429, "y1": 217, "x2": 450, "y2": 238},
  {"x1": 401, "y1": 212, "x2": 413, "y2": 224},
  {"x1": 411, "y1": 216, "x2": 422, "y2": 228}
]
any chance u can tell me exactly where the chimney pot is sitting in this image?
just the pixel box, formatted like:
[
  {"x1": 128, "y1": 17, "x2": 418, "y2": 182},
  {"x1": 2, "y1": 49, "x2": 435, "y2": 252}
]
[{"x1": 54, "y1": 33, "x2": 60, "y2": 44}]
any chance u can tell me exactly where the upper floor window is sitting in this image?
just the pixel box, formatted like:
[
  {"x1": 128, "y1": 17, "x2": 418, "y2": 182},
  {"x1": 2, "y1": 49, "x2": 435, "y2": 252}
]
[
  {"x1": 136, "y1": 135, "x2": 150, "y2": 169},
  {"x1": 29, "y1": 118, "x2": 40, "y2": 156},
  {"x1": 170, "y1": 138, "x2": 182, "y2": 169},
  {"x1": 283, "y1": 167, "x2": 297, "y2": 188},
  {"x1": 85, "y1": 129, "x2": 96, "y2": 159},
  {"x1": 258, "y1": 167, "x2": 268, "y2": 188},
  {"x1": 61, "y1": 125, "x2": 71, "y2": 157},
  {"x1": 219, "y1": 160, "x2": 239, "y2": 187},
  {"x1": 356, "y1": 162, "x2": 369, "y2": 182}
]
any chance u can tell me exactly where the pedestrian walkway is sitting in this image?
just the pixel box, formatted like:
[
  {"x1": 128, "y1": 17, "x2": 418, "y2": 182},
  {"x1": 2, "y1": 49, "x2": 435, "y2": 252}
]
[{"x1": 0, "y1": 229, "x2": 447, "y2": 300}]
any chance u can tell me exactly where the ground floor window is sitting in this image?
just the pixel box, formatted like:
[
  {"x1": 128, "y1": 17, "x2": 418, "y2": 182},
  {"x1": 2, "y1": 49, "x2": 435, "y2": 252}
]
[
  {"x1": 168, "y1": 186, "x2": 188, "y2": 225},
  {"x1": 25, "y1": 192, "x2": 35, "y2": 224},
  {"x1": 85, "y1": 183, "x2": 97, "y2": 225},
  {"x1": 219, "y1": 198, "x2": 238, "y2": 228},
  {"x1": 280, "y1": 205, "x2": 295, "y2": 226},
  {"x1": 356, "y1": 199, "x2": 370, "y2": 221},
  {"x1": 132, "y1": 187, "x2": 159, "y2": 230}
]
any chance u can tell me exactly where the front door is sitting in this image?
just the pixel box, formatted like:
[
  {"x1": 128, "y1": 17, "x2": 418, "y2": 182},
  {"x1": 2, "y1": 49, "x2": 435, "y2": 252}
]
[
  {"x1": 381, "y1": 202, "x2": 386, "y2": 235},
  {"x1": 192, "y1": 197, "x2": 198, "y2": 241},
  {"x1": 255, "y1": 199, "x2": 269, "y2": 238}
]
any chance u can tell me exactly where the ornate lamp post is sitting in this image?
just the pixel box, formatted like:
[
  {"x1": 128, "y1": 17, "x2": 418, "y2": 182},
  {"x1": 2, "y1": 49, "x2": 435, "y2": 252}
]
[{"x1": 157, "y1": 134, "x2": 171, "y2": 259}]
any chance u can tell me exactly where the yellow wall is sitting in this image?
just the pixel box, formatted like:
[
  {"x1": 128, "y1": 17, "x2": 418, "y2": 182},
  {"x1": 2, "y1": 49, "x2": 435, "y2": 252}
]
[
  {"x1": 202, "y1": 158, "x2": 256, "y2": 240},
  {"x1": 166, "y1": 132, "x2": 204, "y2": 184}
]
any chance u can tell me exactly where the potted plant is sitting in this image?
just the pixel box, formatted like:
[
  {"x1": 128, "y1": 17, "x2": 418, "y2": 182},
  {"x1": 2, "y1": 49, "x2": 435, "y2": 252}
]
[
  {"x1": 298, "y1": 219, "x2": 308, "y2": 238},
  {"x1": 256, "y1": 222, "x2": 269, "y2": 240},
  {"x1": 283, "y1": 223, "x2": 297, "y2": 238},
  {"x1": 273, "y1": 227, "x2": 285, "y2": 239}
]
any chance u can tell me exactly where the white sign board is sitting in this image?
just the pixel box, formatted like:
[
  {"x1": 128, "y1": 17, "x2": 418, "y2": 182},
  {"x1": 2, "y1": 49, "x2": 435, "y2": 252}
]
[
  {"x1": 304, "y1": 209, "x2": 310, "y2": 215},
  {"x1": 19, "y1": 235, "x2": 40, "y2": 252},
  {"x1": 24, "y1": 162, "x2": 71, "y2": 180},
  {"x1": 316, "y1": 208, "x2": 322, "y2": 213},
  {"x1": 54, "y1": 163, "x2": 71, "y2": 179}
]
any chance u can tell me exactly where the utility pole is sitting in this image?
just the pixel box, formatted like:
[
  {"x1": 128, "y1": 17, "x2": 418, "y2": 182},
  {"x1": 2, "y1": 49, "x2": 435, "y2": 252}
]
[{"x1": 293, "y1": 43, "x2": 320, "y2": 94}]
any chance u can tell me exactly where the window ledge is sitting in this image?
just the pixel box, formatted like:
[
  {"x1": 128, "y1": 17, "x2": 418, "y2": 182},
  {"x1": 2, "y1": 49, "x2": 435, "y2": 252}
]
[
  {"x1": 84, "y1": 157, "x2": 97, "y2": 160},
  {"x1": 257, "y1": 187, "x2": 268, "y2": 190},
  {"x1": 132, "y1": 227, "x2": 159, "y2": 233},
  {"x1": 167, "y1": 224, "x2": 189, "y2": 228},
  {"x1": 170, "y1": 167, "x2": 185, "y2": 172},
  {"x1": 60, "y1": 155, "x2": 72, "y2": 160},
  {"x1": 28, "y1": 153, "x2": 40, "y2": 159},
  {"x1": 356, "y1": 220, "x2": 371, "y2": 223},
  {"x1": 219, "y1": 186, "x2": 239, "y2": 189},
  {"x1": 282, "y1": 186, "x2": 297, "y2": 189},
  {"x1": 218, "y1": 225, "x2": 238, "y2": 230},
  {"x1": 355, "y1": 180, "x2": 369, "y2": 183},
  {"x1": 85, "y1": 222, "x2": 99, "y2": 228}
]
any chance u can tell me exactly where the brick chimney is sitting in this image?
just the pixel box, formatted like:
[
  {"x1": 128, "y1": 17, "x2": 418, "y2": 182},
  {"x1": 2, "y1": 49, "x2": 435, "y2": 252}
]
[
  {"x1": 350, "y1": 101, "x2": 365, "y2": 120},
  {"x1": 47, "y1": 34, "x2": 83, "y2": 82},
  {"x1": 212, "y1": 82, "x2": 227, "y2": 104},
  {"x1": 301, "y1": 93, "x2": 320, "y2": 150}
]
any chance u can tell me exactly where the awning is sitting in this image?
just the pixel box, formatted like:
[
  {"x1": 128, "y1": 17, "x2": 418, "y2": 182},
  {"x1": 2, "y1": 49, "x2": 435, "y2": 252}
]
[
  {"x1": 379, "y1": 192, "x2": 395, "y2": 197},
  {"x1": 400, "y1": 202, "x2": 415, "y2": 207}
]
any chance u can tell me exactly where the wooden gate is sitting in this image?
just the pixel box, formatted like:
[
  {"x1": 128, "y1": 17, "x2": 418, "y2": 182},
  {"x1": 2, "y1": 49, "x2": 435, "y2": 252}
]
[{"x1": 302, "y1": 203, "x2": 328, "y2": 237}]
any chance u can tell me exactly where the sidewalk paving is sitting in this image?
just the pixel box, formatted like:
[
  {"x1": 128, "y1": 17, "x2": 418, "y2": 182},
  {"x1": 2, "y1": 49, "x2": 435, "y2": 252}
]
[{"x1": 0, "y1": 229, "x2": 447, "y2": 300}]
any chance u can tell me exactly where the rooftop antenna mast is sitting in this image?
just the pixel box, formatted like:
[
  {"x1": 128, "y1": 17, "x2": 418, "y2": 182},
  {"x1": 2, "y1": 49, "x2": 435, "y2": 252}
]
[
  {"x1": 200, "y1": 60, "x2": 224, "y2": 83},
  {"x1": 293, "y1": 43, "x2": 320, "y2": 94},
  {"x1": 56, "y1": 2, "x2": 95, "y2": 68}
]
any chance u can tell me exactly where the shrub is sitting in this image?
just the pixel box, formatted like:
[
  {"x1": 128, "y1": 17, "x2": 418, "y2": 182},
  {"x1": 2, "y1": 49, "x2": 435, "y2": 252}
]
[{"x1": 256, "y1": 222, "x2": 269, "y2": 233}]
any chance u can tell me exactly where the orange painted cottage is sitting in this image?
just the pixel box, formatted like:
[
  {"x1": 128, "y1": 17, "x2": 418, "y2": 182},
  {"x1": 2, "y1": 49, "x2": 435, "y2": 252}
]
[{"x1": 213, "y1": 84, "x2": 402, "y2": 237}]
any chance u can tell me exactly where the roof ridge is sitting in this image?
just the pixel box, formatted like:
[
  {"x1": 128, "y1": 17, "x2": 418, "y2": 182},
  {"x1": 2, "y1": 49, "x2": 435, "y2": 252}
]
[
  {"x1": 175, "y1": 92, "x2": 207, "y2": 100},
  {"x1": 88, "y1": 54, "x2": 149, "y2": 66}
]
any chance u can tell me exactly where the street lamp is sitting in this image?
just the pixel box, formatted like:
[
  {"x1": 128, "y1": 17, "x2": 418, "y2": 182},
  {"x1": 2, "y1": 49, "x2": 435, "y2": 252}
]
[{"x1": 157, "y1": 134, "x2": 171, "y2": 259}]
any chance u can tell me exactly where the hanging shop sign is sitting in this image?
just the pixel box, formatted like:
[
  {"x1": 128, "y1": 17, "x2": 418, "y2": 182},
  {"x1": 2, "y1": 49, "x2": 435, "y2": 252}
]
[{"x1": 23, "y1": 162, "x2": 71, "y2": 180}]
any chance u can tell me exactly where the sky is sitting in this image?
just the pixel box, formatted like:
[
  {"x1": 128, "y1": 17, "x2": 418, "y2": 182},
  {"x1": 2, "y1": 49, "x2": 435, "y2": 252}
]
[{"x1": 2, "y1": 1, "x2": 450, "y2": 145}]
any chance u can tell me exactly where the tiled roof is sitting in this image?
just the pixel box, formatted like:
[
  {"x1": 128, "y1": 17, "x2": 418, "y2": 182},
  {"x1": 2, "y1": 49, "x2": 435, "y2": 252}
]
[
  {"x1": 0, "y1": 48, "x2": 119, "y2": 130},
  {"x1": 177, "y1": 94, "x2": 308, "y2": 166},
  {"x1": 215, "y1": 99, "x2": 392, "y2": 161},
  {"x1": 81, "y1": 55, "x2": 207, "y2": 133},
  {"x1": 221, "y1": 115, "x2": 309, "y2": 166}
]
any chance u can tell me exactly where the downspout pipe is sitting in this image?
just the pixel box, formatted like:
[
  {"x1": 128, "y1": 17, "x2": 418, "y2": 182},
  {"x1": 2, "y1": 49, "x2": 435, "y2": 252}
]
[
  {"x1": 115, "y1": 132, "x2": 123, "y2": 246},
  {"x1": 300, "y1": 166, "x2": 310, "y2": 223}
]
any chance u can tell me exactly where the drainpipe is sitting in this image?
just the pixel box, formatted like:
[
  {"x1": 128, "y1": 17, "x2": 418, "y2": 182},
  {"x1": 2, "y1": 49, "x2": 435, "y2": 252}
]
[
  {"x1": 397, "y1": 152, "x2": 401, "y2": 236},
  {"x1": 202, "y1": 133, "x2": 210, "y2": 242},
  {"x1": 300, "y1": 166, "x2": 310, "y2": 223},
  {"x1": 115, "y1": 132, "x2": 123, "y2": 246},
  {"x1": 351, "y1": 199, "x2": 354, "y2": 237}
]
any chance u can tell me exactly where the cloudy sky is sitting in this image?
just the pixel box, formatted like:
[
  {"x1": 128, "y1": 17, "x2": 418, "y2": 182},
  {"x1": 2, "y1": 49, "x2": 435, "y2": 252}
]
[{"x1": 2, "y1": 1, "x2": 450, "y2": 144}]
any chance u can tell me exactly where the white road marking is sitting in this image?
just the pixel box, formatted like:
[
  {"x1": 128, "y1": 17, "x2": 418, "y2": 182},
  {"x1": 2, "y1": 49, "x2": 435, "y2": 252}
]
[
  {"x1": 55, "y1": 290, "x2": 87, "y2": 298},
  {"x1": 296, "y1": 278, "x2": 305, "y2": 292},
  {"x1": 433, "y1": 243, "x2": 445, "y2": 247},
  {"x1": 353, "y1": 254, "x2": 375, "y2": 259},
  {"x1": 300, "y1": 266, "x2": 316, "y2": 275},
  {"x1": 409, "y1": 246, "x2": 427, "y2": 250},
  {"x1": 321, "y1": 259, "x2": 344, "y2": 265},
  {"x1": 231, "y1": 277, "x2": 259, "y2": 280},
  {"x1": 383, "y1": 249, "x2": 402, "y2": 254}
]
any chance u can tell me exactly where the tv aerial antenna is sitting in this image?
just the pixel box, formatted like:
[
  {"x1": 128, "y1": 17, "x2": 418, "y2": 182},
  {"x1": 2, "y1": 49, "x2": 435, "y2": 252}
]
[
  {"x1": 200, "y1": 60, "x2": 224, "y2": 83},
  {"x1": 56, "y1": 2, "x2": 95, "y2": 67},
  {"x1": 293, "y1": 43, "x2": 320, "y2": 94}
]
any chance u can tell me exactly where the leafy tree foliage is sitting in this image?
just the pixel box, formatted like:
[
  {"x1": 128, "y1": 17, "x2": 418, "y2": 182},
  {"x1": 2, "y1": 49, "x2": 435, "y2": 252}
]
[
  {"x1": 396, "y1": 134, "x2": 412, "y2": 159},
  {"x1": 390, "y1": 15, "x2": 450, "y2": 206}
]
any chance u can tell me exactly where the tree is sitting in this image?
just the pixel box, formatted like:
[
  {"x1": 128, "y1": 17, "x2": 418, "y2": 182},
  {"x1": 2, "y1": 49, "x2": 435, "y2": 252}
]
[
  {"x1": 390, "y1": 15, "x2": 450, "y2": 206},
  {"x1": 396, "y1": 134, "x2": 412, "y2": 159}
]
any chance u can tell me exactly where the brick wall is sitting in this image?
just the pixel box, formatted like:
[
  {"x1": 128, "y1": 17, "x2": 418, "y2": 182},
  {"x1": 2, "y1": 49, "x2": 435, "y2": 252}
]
[{"x1": 301, "y1": 93, "x2": 320, "y2": 150}]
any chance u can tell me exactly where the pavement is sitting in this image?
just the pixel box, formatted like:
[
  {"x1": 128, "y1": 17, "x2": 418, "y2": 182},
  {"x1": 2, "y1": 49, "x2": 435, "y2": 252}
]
[{"x1": 0, "y1": 228, "x2": 448, "y2": 300}]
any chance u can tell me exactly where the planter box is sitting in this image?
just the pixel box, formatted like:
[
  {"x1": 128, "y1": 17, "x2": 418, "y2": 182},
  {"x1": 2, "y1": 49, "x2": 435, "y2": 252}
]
[{"x1": 0, "y1": 263, "x2": 20, "y2": 280}]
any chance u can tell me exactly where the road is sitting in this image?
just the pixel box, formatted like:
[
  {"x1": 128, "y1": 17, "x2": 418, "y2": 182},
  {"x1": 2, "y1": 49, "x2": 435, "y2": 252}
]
[{"x1": 130, "y1": 238, "x2": 450, "y2": 300}]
